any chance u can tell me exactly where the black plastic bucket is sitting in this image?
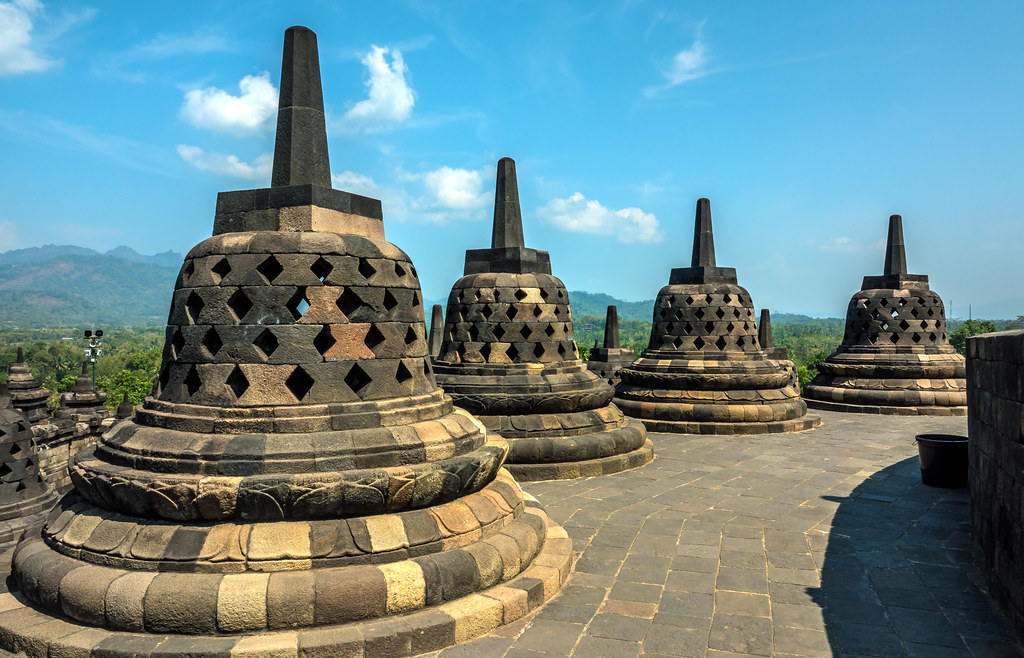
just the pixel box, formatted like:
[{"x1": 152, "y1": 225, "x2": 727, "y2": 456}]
[{"x1": 915, "y1": 434, "x2": 968, "y2": 488}]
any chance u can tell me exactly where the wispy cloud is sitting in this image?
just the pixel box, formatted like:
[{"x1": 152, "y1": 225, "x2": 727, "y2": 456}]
[
  {"x1": 0, "y1": 0, "x2": 62, "y2": 75},
  {"x1": 92, "y1": 30, "x2": 233, "y2": 82},
  {"x1": 643, "y1": 25, "x2": 719, "y2": 98},
  {"x1": 176, "y1": 145, "x2": 271, "y2": 181},
  {"x1": 179, "y1": 72, "x2": 278, "y2": 135},
  {"x1": 813, "y1": 236, "x2": 885, "y2": 254},
  {"x1": 339, "y1": 45, "x2": 415, "y2": 133},
  {"x1": 0, "y1": 219, "x2": 20, "y2": 249},
  {"x1": 333, "y1": 165, "x2": 490, "y2": 224},
  {"x1": 538, "y1": 192, "x2": 663, "y2": 244}
]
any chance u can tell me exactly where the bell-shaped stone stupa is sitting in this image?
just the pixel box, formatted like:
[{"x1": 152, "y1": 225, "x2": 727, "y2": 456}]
[
  {"x1": 614, "y1": 198, "x2": 821, "y2": 434},
  {"x1": 803, "y1": 215, "x2": 966, "y2": 415},
  {"x1": 433, "y1": 158, "x2": 652, "y2": 480},
  {"x1": 1, "y1": 27, "x2": 569, "y2": 657},
  {"x1": 5, "y1": 348, "x2": 50, "y2": 424},
  {"x1": 0, "y1": 384, "x2": 55, "y2": 547},
  {"x1": 586, "y1": 305, "x2": 636, "y2": 387}
]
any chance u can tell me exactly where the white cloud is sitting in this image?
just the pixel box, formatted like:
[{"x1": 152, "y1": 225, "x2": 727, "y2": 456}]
[
  {"x1": 342, "y1": 46, "x2": 415, "y2": 132},
  {"x1": 0, "y1": 0, "x2": 59, "y2": 75},
  {"x1": 332, "y1": 171, "x2": 380, "y2": 197},
  {"x1": 420, "y1": 167, "x2": 489, "y2": 210},
  {"x1": 643, "y1": 32, "x2": 716, "y2": 98},
  {"x1": 176, "y1": 145, "x2": 271, "y2": 181},
  {"x1": 180, "y1": 72, "x2": 278, "y2": 135},
  {"x1": 539, "y1": 192, "x2": 663, "y2": 244},
  {"x1": 0, "y1": 219, "x2": 19, "y2": 249}
]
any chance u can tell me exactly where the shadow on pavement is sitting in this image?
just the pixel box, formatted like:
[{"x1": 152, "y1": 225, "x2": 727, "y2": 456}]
[{"x1": 810, "y1": 455, "x2": 1022, "y2": 656}]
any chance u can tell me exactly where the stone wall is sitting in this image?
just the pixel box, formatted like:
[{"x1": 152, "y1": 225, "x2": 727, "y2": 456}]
[
  {"x1": 967, "y1": 329, "x2": 1024, "y2": 635},
  {"x1": 31, "y1": 413, "x2": 112, "y2": 494}
]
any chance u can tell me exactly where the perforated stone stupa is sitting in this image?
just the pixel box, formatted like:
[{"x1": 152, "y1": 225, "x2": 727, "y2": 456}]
[
  {"x1": 0, "y1": 384, "x2": 55, "y2": 548},
  {"x1": 614, "y1": 198, "x2": 821, "y2": 434},
  {"x1": 0, "y1": 27, "x2": 570, "y2": 657},
  {"x1": 586, "y1": 305, "x2": 636, "y2": 387},
  {"x1": 803, "y1": 214, "x2": 966, "y2": 415},
  {"x1": 433, "y1": 158, "x2": 652, "y2": 481},
  {"x1": 6, "y1": 348, "x2": 50, "y2": 424}
]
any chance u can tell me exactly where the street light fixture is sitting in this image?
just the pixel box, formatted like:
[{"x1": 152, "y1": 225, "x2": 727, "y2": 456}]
[{"x1": 84, "y1": 329, "x2": 103, "y2": 382}]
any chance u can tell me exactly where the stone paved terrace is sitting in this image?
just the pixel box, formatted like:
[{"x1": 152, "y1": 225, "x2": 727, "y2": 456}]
[{"x1": 436, "y1": 409, "x2": 1023, "y2": 657}]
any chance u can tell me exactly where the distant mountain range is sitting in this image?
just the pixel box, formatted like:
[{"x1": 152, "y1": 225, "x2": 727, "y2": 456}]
[{"x1": 0, "y1": 245, "x2": 182, "y2": 327}]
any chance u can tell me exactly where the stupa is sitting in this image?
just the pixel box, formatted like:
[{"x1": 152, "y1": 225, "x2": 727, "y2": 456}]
[
  {"x1": 803, "y1": 215, "x2": 966, "y2": 415},
  {"x1": 5, "y1": 348, "x2": 50, "y2": 424},
  {"x1": 57, "y1": 361, "x2": 107, "y2": 417},
  {"x1": 614, "y1": 198, "x2": 821, "y2": 434},
  {"x1": 0, "y1": 27, "x2": 569, "y2": 657},
  {"x1": 433, "y1": 158, "x2": 652, "y2": 481},
  {"x1": 586, "y1": 305, "x2": 636, "y2": 387},
  {"x1": 758, "y1": 309, "x2": 798, "y2": 388},
  {"x1": 0, "y1": 384, "x2": 55, "y2": 547}
]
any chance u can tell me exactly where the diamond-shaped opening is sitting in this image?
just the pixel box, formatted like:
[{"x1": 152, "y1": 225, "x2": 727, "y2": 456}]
[
  {"x1": 404, "y1": 326, "x2": 417, "y2": 345},
  {"x1": 927, "y1": 308, "x2": 935, "y2": 317},
  {"x1": 899, "y1": 319, "x2": 910, "y2": 331},
  {"x1": 285, "y1": 288, "x2": 310, "y2": 321},
  {"x1": 540, "y1": 289, "x2": 550, "y2": 301},
  {"x1": 533, "y1": 342, "x2": 545, "y2": 359},
  {"x1": 737, "y1": 335, "x2": 745, "y2": 346},
  {"x1": 383, "y1": 290, "x2": 398, "y2": 311},
  {"x1": 557, "y1": 343, "x2": 567, "y2": 357},
  {"x1": 493, "y1": 325, "x2": 506, "y2": 341},
  {"x1": 869, "y1": 333, "x2": 879, "y2": 343},
  {"x1": 257, "y1": 256, "x2": 284, "y2": 284},
  {"x1": 286, "y1": 366, "x2": 314, "y2": 401},
  {"x1": 911, "y1": 307, "x2": 920, "y2": 318},
  {"x1": 228, "y1": 289, "x2": 254, "y2": 322},
  {"x1": 185, "y1": 291, "x2": 205, "y2": 324},
  {"x1": 890, "y1": 308, "x2": 899, "y2": 318},
  {"x1": 881, "y1": 322, "x2": 889, "y2": 331},
  {"x1": 358, "y1": 258, "x2": 376, "y2": 280},
  {"x1": 705, "y1": 322, "x2": 714, "y2": 334},
  {"x1": 715, "y1": 336, "x2": 728, "y2": 350},
  {"x1": 871, "y1": 309, "x2": 881, "y2": 319},
  {"x1": 930, "y1": 332, "x2": 938, "y2": 341},
  {"x1": 158, "y1": 364, "x2": 170, "y2": 394},
  {"x1": 723, "y1": 294, "x2": 731, "y2": 303},
  {"x1": 0, "y1": 463, "x2": 11, "y2": 480},
  {"x1": 683, "y1": 322, "x2": 694, "y2": 333},
  {"x1": 666, "y1": 322, "x2": 676, "y2": 333},
  {"x1": 344, "y1": 363, "x2": 372, "y2": 394},
  {"x1": 184, "y1": 366, "x2": 201, "y2": 398},
  {"x1": 226, "y1": 366, "x2": 249, "y2": 399},
  {"x1": 396, "y1": 361, "x2": 413, "y2": 384},
  {"x1": 254, "y1": 328, "x2": 279, "y2": 359},
  {"x1": 532, "y1": 305, "x2": 542, "y2": 318},
  {"x1": 889, "y1": 333, "x2": 900, "y2": 344},
  {"x1": 211, "y1": 258, "x2": 231, "y2": 283},
  {"x1": 693, "y1": 336, "x2": 705, "y2": 350},
  {"x1": 202, "y1": 327, "x2": 223, "y2": 357},
  {"x1": 364, "y1": 325, "x2": 386, "y2": 351},
  {"x1": 880, "y1": 298, "x2": 888, "y2": 307},
  {"x1": 507, "y1": 343, "x2": 520, "y2": 361},
  {"x1": 314, "y1": 326, "x2": 336, "y2": 357},
  {"x1": 520, "y1": 325, "x2": 532, "y2": 341},
  {"x1": 557, "y1": 290, "x2": 565, "y2": 299},
  {"x1": 912, "y1": 333, "x2": 922, "y2": 343},
  {"x1": 694, "y1": 308, "x2": 705, "y2": 320},
  {"x1": 337, "y1": 288, "x2": 363, "y2": 318},
  {"x1": 727, "y1": 322, "x2": 737, "y2": 334},
  {"x1": 394, "y1": 262, "x2": 406, "y2": 278},
  {"x1": 15, "y1": 480, "x2": 26, "y2": 492},
  {"x1": 311, "y1": 257, "x2": 333, "y2": 283},
  {"x1": 410, "y1": 266, "x2": 418, "y2": 279},
  {"x1": 480, "y1": 343, "x2": 492, "y2": 360},
  {"x1": 468, "y1": 325, "x2": 479, "y2": 341},
  {"x1": 515, "y1": 289, "x2": 528, "y2": 301},
  {"x1": 182, "y1": 260, "x2": 195, "y2": 283},
  {"x1": 685, "y1": 296, "x2": 695, "y2": 305},
  {"x1": 412, "y1": 291, "x2": 421, "y2": 309},
  {"x1": 733, "y1": 308, "x2": 742, "y2": 319},
  {"x1": 480, "y1": 305, "x2": 493, "y2": 320},
  {"x1": 672, "y1": 336, "x2": 684, "y2": 349},
  {"x1": 899, "y1": 298, "x2": 907, "y2": 307},
  {"x1": 171, "y1": 329, "x2": 185, "y2": 360}
]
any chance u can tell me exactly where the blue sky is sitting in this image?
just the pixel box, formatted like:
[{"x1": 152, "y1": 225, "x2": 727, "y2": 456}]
[{"x1": 1, "y1": 1, "x2": 1022, "y2": 318}]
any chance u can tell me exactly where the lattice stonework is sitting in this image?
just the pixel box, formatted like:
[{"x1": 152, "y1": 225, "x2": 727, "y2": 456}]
[
  {"x1": 649, "y1": 289, "x2": 760, "y2": 353},
  {"x1": 842, "y1": 291, "x2": 948, "y2": 347}
]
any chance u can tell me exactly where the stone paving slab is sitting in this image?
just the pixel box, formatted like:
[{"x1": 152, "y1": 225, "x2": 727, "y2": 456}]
[{"x1": 435, "y1": 409, "x2": 1024, "y2": 657}]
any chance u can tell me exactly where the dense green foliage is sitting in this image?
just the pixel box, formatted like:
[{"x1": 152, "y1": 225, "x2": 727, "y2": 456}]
[
  {"x1": 948, "y1": 319, "x2": 999, "y2": 355},
  {"x1": 0, "y1": 327, "x2": 163, "y2": 409}
]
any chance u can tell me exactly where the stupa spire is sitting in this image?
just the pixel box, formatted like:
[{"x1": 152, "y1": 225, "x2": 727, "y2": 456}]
[
  {"x1": 758, "y1": 308, "x2": 774, "y2": 349},
  {"x1": 271, "y1": 26, "x2": 331, "y2": 188},
  {"x1": 604, "y1": 305, "x2": 621, "y2": 349},
  {"x1": 691, "y1": 197, "x2": 716, "y2": 267},
  {"x1": 883, "y1": 214, "x2": 908, "y2": 276},
  {"x1": 491, "y1": 157, "x2": 525, "y2": 249}
]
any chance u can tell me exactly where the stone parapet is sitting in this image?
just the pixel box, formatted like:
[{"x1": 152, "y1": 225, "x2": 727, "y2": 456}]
[{"x1": 967, "y1": 329, "x2": 1024, "y2": 637}]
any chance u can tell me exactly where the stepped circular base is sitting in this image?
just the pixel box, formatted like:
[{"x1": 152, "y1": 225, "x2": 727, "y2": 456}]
[
  {"x1": 506, "y1": 438, "x2": 654, "y2": 481},
  {"x1": 0, "y1": 511, "x2": 571, "y2": 657},
  {"x1": 803, "y1": 398, "x2": 967, "y2": 416},
  {"x1": 637, "y1": 414, "x2": 821, "y2": 435}
]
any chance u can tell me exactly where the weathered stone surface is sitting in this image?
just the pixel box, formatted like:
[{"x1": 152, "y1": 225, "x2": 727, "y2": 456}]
[
  {"x1": 587, "y1": 305, "x2": 636, "y2": 387},
  {"x1": 434, "y1": 158, "x2": 652, "y2": 481},
  {"x1": 0, "y1": 384, "x2": 56, "y2": 548},
  {"x1": 615, "y1": 198, "x2": 820, "y2": 434},
  {"x1": 803, "y1": 215, "x2": 966, "y2": 415}
]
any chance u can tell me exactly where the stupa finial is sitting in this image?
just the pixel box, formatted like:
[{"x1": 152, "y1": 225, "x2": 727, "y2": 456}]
[
  {"x1": 883, "y1": 214, "x2": 908, "y2": 276},
  {"x1": 271, "y1": 26, "x2": 331, "y2": 188},
  {"x1": 758, "y1": 308, "x2": 774, "y2": 349},
  {"x1": 16, "y1": 347, "x2": 23, "y2": 363},
  {"x1": 492, "y1": 157, "x2": 525, "y2": 249},
  {"x1": 691, "y1": 198, "x2": 716, "y2": 268},
  {"x1": 604, "y1": 305, "x2": 621, "y2": 349}
]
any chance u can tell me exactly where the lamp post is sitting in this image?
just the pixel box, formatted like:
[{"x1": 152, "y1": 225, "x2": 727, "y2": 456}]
[{"x1": 83, "y1": 329, "x2": 103, "y2": 382}]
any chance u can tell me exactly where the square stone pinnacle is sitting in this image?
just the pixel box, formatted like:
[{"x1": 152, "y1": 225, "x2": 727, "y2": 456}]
[
  {"x1": 213, "y1": 184, "x2": 384, "y2": 237},
  {"x1": 669, "y1": 265, "x2": 738, "y2": 285},
  {"x1": 464, "y1": 246, "x2": 552, "y2": 275}
]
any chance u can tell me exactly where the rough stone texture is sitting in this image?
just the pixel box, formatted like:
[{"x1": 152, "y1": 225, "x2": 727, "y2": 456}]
[
  {"x1": 5, "y1": 348, "x2": 50, "y2": 425},
  {"x1": 0, "y1": 385, "x2": 55, "y2": 549},
  {"x1": 0, "y1": 27, "x2": 566, "y2": 657},
  {"x1": 967, "y1": 329, "x2": 1024, "y2": 637},
  {"x1": 429, "y1": 304, "x2": 444, "y2": 359},
  {"x1": 804, "y1": 215, "x2": 966, "y2": 415},
  {"x1": 433, "y1": 159, "x2": 652, "y2": 481},
  {"x1": 586, "y1": 306, "x2": 636, "y2": 388},
  {"x1": 615, "y1": 199, "x2": 820, "y2": 435},
  {"x1": 447, "y1": 411, "x2": 1021, "y2": 656},
  {"x1": 758, "y1": 309, "x2": 799, "y2": 391}
]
